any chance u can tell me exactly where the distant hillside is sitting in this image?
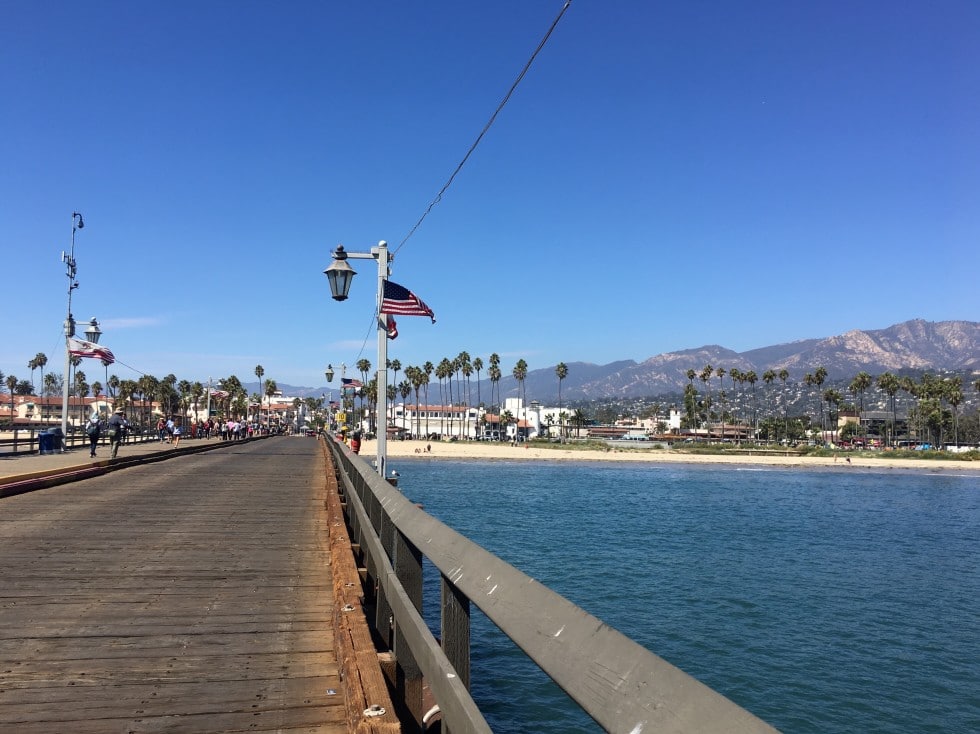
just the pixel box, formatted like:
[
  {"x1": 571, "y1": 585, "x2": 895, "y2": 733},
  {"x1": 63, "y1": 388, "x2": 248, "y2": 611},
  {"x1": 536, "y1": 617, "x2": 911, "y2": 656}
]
[
  {"x1": 498, "y1": 319, "x2": 979, "y2": 402},
  {"x1": 270, "y1": 319, "x2": 978, "y2": 402}
]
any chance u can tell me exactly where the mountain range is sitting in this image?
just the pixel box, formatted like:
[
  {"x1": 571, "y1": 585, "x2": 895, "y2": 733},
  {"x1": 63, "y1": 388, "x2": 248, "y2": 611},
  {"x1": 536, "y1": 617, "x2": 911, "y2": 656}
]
[{"x1": 270, "y1": 319, "x2": 979, "y2": 403}]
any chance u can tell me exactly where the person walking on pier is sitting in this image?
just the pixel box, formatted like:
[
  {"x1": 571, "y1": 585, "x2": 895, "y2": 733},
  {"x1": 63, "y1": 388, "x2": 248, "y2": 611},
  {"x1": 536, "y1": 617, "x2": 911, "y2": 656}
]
[
  {"x1": 108, "y1": 408, "x2": 128, "y2": 459},
  {"x1": 85, "y1": 413, "x2": 101, "y2": 458}
]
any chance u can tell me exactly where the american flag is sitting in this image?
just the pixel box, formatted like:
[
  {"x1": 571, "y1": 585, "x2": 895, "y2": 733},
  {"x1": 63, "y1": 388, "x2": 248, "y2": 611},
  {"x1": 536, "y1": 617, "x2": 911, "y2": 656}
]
[
  {"x1": 68, "y1": 337, "x2": 115, "y2": 365},
  {"x1": 341, "y1": 378, "x2": 363, "y2": 388},
  {"x1": 381, "y1": 280, "x2": 435, "y2": 322}
]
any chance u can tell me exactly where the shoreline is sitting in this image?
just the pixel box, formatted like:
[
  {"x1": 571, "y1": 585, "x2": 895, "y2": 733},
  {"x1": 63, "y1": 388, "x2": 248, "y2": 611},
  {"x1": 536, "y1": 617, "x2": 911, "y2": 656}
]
[{"x1": 355, "y1": 439, "x2": 979, "y2": 474}]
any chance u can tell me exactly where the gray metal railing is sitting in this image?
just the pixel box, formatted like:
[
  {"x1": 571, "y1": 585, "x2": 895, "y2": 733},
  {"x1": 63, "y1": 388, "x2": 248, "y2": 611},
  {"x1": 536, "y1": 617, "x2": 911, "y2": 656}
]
[
  {"x1": 0, "y1": 427, "x2": 160, "y2": 456},
  {"x1": 327, "y1": 437, "x2": 780, "y2": 734}
]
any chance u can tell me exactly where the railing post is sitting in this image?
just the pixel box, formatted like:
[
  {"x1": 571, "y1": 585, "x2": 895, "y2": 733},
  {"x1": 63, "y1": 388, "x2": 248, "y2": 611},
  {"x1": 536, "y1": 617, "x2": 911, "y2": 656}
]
[
  {"x1": 441, "y1": 576, "x2": 471, "y2": 690},
  {"x1": 376, "y1": 505, "x2": 395, "y2": 650},
  {"x1": 394, "y1": 529, "x2": 424, "y2": 730}
]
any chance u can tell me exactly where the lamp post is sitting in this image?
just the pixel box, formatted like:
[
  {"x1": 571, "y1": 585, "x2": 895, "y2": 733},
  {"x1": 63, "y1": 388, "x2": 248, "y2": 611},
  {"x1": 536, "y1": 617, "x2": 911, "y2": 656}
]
[
  {"x1": 324, "y1": 242, "x2": 390, "y2": 477},
  {"x1": 324, "y1": 364, "x2": 334, "y2": 430},
  {"x1": 79, "y1": 317, "x2": 101, "y2": 426},
  {"x1": 59, "y1": 212, "x2": 84, "y2": 446}
]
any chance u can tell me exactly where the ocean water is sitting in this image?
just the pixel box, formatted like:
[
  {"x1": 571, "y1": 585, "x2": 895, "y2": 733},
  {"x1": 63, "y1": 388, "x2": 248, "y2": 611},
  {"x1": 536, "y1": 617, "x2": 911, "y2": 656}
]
[{"x1": 393, "y1": 459, "x2": 980, "y2": 734}]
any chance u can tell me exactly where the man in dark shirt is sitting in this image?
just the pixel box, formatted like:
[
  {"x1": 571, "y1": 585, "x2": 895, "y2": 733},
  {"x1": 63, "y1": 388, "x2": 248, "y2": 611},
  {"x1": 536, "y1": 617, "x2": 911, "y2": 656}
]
[{"x1": 108, "y1": 408, "x2": 128, "y2": 459}]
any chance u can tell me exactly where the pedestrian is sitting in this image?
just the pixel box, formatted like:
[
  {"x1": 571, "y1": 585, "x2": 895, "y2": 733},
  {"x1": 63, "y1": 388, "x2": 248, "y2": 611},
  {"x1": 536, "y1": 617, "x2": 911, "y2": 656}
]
[
  {"x1": 157, "y1": 417, "x2": 168, "y2": 442},
  {"x1": 108, "y1": 408, "x2": 128, "y2": 459},
  {"x1": 172, "y1": 419, "x2": 183, "y2": 448},
  {"x1": 351, "y1": 430, "x2": 362, "y2": 455},
  {"x1": 85, "y1": 413, "x2": 101, "y2": 458}
]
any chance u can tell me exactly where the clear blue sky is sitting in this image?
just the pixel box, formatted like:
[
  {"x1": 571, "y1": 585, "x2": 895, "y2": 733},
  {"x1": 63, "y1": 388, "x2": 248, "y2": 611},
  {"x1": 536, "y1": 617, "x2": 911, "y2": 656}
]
[{"x1": 3, "y1": 1, "x2": 978, "y2": 391}]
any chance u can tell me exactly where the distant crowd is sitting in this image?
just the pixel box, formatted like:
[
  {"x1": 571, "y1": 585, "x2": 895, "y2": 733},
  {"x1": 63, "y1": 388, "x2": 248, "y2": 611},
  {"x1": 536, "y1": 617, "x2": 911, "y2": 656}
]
[{"x1": 154, "y1": 417, "x2": 278, "y2": 443}]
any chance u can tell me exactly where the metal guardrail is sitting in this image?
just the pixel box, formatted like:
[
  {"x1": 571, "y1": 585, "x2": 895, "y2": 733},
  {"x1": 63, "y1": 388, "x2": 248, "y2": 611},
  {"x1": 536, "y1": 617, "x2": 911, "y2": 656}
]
[
  {"x1": 326, "y1": 437, "x2": 780, "y2": 734},
  {"x1": 0, "y1": 428, "x2": 159, "y2": 456}
]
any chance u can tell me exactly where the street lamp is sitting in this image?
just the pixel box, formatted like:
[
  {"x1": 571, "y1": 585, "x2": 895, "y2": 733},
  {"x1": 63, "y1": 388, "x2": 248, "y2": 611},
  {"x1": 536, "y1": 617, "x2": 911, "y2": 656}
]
[
  {"x1": 84, "y1": 317, "x2": 101, "y2": 344},
  {"x1": 60, "y1": 212, "x2": 84, "y2": 445},
  {"x1": 324, "y1": 242, "x2": 390, "y2": 477},
  {"x1": 325, "y1": 364, "x2": 334, "y2": 383}
]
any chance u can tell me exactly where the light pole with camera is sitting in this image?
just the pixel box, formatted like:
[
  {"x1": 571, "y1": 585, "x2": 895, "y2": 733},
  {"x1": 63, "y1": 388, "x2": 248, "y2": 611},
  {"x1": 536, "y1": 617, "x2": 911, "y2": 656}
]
[{"x1": 324, "y1": 242, "x2": 390, "y2": 477}]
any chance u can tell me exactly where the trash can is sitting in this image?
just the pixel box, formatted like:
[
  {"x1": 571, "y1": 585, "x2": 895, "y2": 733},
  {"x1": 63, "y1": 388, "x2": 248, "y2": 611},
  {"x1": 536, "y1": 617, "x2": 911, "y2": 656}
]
[
  {"x1": 48, "y1": 427, "x2": 65, "y2": 453},
  {"x1": 38, "y1": 431, "x2": 53, "y2": 455}
]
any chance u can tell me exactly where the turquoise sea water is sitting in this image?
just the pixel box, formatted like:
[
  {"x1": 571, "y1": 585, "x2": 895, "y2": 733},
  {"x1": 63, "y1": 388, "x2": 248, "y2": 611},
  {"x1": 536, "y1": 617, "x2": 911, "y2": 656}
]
[{"x1": 394, "y1": 459, "x2": 980, "y2": 733}]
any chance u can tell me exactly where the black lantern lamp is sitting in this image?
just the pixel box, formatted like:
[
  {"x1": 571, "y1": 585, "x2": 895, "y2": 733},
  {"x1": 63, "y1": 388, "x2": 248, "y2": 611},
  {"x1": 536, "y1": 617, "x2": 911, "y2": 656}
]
[{"x1": 323, "y1": 246, "x2": 356, "y2": 301}]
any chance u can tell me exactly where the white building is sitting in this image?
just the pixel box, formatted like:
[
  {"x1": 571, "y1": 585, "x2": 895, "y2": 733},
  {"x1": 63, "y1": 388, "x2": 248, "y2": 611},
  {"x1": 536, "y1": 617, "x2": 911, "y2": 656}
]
[{"x1": 391, "y1": 402, "x2": 481, "y2": 439}]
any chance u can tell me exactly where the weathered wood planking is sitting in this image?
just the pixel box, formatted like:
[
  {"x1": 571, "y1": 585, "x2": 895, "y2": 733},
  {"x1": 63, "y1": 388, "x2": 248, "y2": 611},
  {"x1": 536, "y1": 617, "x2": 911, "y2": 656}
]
[{"x1": 0, "y1": 437, "x2": 351, "y2": 733}]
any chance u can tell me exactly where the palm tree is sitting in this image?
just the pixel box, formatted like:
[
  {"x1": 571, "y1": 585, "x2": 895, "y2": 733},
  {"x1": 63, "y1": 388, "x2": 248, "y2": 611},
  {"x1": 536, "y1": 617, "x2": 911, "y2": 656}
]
[
  {"x1": 43, "y1": 373, "x2": 60, "y2": 421},
  {"x1": 34, "y1": 353, "x2": 48, "y2": 396},
  {"x1": 6, "y1": 374, "x2": 17, "y2": 424},
  {"x1": 848, "y1": 371, "x2": 873, "y2": 443},
  {"x1": 876, "y1": 372, "x2": 900, "y2": 446},
  {"x1": 488, "y1": 353, "x2": 501, "y2": 416},
  {"x1": 177, "y1": 380, "x2": 192, "y2": 422},
  {"x1": 422, "y1": 361, "x2": 434, "y2": 434},
  {"x1": 699, "y1": 365, "x2": 713, "y2": 437},
  {"x1": 356, "y1": 359, "x2": 371, "y2": 429},
  {"x1": 744, "y1": 369, "x2": 758, "y2": 440},
  {"x1": 264, "y1": 379, "x2": 278, "y2": 428},
  {"x1": 191, "y1": 381, "x2": 204, "y2": 423},
  {"x1": 34, "y1": 353, "x2": 49, "y2": 400},
  {"x1": 457, "y1": 352, "x2": 471, "y2": 437},
  {"x1": 512, "y1": 359, "x2": 528, "y2": 440},
  {"x1": 398, "y1": 379, "x2": 411, "y2": 413},
  {"x1": 729, "y1": 368, "x2": 742, "y2": 432},
  {"x1": 762, "y1": 370, "x2": 776, "y2": 440},
  {"x1": 823, "y1": 388, "x2": 842, "y2": 441},
  {"x1": 814, "y1": 366, "x2": 828, "y2": 439},
  {"x1": 572, "y1": 408, "x2": 586, "y2": 438},
  {"x1": 945, "y1": 376, "x2": 963, "y2": 446},
  {"x1": 501, "y1": 410, "x2": 515, "y2": 441},
  {"x1": 685, "y1": 369, "x2": 698, "y2": 428},
  {"x1": 405, "y1": 366, "x2": 423, "y2": 437},
  {"x1": 388, "y1": 359, "x2": 402, "y2": 426},
  {"x1": 137, "y1": 374, "x2": 158, "y2": 429},
  {"x1": 472, "y1": 357, "x2": 484, "y2": 410},
  {"x1": 555, "y1": 362, "x2": 568, "y2": 441},
  {"x1": 254, "y1": 364, "x2": 265, "y2": 422},
  {"x1": 117, "y1": 379, "x2": 138, "y2": 414},
  {"x1": 73, "y1": 369, "x2": 87, "y2": 424},
  {"x1": 900, "y1": 375, "x2": 920, "y2": 443},
  {"x1": 974, "y1": 378, "x2": 980, "y2": 439},
  {"x1": 432, "y1": 358, "x2": 446, "y2": 436},
  {"x1": 715, "y1": 367, "x2": 727, "y2": 441}
]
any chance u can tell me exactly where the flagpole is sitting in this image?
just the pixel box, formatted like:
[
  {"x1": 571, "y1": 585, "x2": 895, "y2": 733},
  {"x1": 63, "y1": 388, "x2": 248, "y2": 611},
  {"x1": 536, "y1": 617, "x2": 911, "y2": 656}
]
[
  {"x1": 60, "y1": 212, "x2": 83, "y2": 446},
  {"x1": 375, "y1": 241, "x2": 389, "y2": 479}
]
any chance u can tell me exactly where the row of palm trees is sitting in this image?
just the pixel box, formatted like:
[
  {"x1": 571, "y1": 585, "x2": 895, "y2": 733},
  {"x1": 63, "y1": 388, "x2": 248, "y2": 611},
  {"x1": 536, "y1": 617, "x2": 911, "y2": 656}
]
[
  {"x1": 1, "y1": 356, "x2": 304, "y2": 431},
  {"x1": 334, "y1": 353, "x2": 573, "y2": 440},
  {"x1": 682, "y1": 363, "x2": 979, "y2": 447}
]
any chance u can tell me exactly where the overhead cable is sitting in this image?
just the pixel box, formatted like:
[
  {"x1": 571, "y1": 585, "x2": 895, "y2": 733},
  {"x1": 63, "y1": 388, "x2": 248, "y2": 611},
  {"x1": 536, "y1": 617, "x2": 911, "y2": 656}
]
[{"x1": 393, "y1": 0, "x2": 573, "y2": 256}]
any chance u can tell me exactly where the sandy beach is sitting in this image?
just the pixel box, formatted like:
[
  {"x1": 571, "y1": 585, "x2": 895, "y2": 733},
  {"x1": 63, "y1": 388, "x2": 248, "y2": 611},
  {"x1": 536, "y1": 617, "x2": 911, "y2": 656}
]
[{"x1": 354, "y1": 438, "x2": 980, "y2": 473}]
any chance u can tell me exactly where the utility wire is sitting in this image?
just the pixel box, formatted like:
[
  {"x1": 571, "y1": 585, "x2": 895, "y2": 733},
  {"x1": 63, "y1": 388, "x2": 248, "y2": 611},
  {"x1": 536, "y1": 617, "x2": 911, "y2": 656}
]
[
  {"x1": 393, "y1": 0, "x2": 573, "y2": 256},
  {"x1": 353, "y1": 1, "x2": 573, "y2": 363}
]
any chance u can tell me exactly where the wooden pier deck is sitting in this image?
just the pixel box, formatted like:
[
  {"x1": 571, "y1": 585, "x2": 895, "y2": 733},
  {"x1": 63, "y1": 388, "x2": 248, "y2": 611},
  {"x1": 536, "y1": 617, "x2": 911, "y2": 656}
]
[{"x1": 0, "y1": 436, "x2": 371, "y2": 733}]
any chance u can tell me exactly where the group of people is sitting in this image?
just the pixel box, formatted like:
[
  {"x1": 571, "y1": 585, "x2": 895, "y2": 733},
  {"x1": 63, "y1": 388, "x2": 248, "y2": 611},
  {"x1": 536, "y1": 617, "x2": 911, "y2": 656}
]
[
  {"x1": 85, "y1": 407, "x2": 133, "y2": 459},
  {"x1": 155, "y1": 416, "x2": 185, "y2": 446},
  {"x1": 83, "y1": 412, "x2": 263, "y2": 460}
]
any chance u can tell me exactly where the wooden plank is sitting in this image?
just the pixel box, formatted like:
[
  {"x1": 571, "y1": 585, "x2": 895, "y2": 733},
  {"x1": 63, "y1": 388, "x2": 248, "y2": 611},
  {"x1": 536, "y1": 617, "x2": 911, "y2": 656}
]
[
  {"x1": 0, "y1": 437, "x2": 354, "y2": 733},
  {"x1": 322, "y1": 442, "x2": 401, "y2": 734}
]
